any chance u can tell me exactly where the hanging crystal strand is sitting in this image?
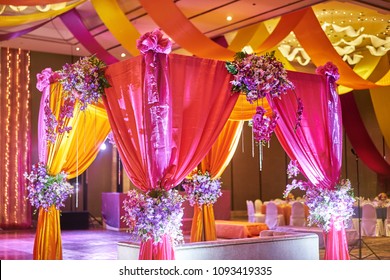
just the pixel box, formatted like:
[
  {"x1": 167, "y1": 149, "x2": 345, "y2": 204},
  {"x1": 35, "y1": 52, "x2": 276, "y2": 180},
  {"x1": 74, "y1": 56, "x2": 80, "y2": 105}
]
[
  {"x1": 241, "y1": 122, "x2": 245, "y2": 153},
  {"x1": 251, "y1": 125, "x2": 255, "y2": 158},
  {"x1": 259, "y1": 143, "x2": 263, "y2": 171}
]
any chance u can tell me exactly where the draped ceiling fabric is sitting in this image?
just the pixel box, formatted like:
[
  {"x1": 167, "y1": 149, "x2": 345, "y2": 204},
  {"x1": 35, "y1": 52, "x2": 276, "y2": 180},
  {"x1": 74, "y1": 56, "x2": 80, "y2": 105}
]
[
  {"x1": 0, "y1": 48, "x2": 31, "y2": 229},
  {"x1": 270, "y1": 71, "x2": 349, "y2": 260},
  {"x1": 34, "y1": 82, "x2": 111, "y2": 260},
  {"x1": 0, "y1": 0, "x2": 85, "y2": 27},
  {"x1": 340, "y1": 92, "x2": 390, "y2": 176},
  {"x1": 103, "y1": 53, "x2": 238, "y2": 259}
]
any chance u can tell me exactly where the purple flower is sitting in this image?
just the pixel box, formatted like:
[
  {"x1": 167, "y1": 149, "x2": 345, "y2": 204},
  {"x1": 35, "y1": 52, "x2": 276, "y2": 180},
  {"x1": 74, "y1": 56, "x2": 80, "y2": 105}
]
[
  {"x1": 122, "y1": 189, "x2": 184, "y2": 245},
  {"x1": 136, "y1": 29, "x2": 172, "y2": 54},
  {"x1": 24, "y1": 162, "x2": 74, "y2": 212},
  {"x1": 181, "y1": 171, "x2": 222, "y2": 207},
  {"x1": 252, "y1": 106, "x2": 279, "y2": 144}
]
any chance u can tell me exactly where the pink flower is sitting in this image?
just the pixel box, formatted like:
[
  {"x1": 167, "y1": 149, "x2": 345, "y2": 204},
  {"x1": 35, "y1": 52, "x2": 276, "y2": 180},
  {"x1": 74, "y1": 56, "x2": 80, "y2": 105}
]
[
  {"x1": 316, "y1": 62, "x2": 340, "y2": 81},
  {"x1": 36, "y1": 68, "x2": 53, "y2": 92},
  {"x1": 136, "y1": 29, "x2": 172, "y2": 54}
]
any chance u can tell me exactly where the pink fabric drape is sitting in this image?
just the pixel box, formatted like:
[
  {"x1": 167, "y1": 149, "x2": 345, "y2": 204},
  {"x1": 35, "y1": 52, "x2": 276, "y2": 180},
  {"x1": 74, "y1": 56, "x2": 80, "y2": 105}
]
[
  {"x1": 103, "y1": 53, "x2": 238, "y2": 259},
  {"x1": 271, "y1": 71, "x2": 349, "y2": 260}
]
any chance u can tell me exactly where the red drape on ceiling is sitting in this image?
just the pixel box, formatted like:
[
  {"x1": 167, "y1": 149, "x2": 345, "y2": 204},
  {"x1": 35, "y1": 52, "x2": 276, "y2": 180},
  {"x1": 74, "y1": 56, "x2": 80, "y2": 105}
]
[{"x1": 340, "y1": 92, "x2": 390, "y2": 176}]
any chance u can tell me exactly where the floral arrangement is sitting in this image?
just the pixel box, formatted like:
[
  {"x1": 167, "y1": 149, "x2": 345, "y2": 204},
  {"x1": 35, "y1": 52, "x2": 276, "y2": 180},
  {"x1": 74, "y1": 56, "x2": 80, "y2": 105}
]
[
  {"x1": 136, "y1": 28, "x2": 172, "y2": 54},
  {"x1": 36, "y1": 56, "x2": 110, "y2": 143},
  {"x1": 252, "y1": 106, "x2": 279, "y2": 144},
  {"x1": 315, "y1": 61, "x2": 340, "y2": 81},
  {"x1": 284, "y1": 160, "x2": 355, "y2": 232},
  {"x1": 181, "y1": 171, "x2": 222, "y2": 207},
  {"x1": 121, "y1": 189, "x2": 184, "y2": 245},
  {"x1": 226, "y1": 51, "x2": 294, "y2": 104},
  {"x1": 58, "y1": 55, "x2": 110, "y2": 111},
  {"x1": 305, "y1": 180, "x2": 355, "y2": 232},
  {"x1": 24, "y1": 162, "x2": 74, "y2": 212}
]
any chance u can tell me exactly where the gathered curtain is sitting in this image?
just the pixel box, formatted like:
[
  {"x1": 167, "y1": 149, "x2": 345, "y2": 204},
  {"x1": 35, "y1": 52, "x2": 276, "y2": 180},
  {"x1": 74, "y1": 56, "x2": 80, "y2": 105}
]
[
  {"x1": 189, "y1": 120, "x2": 244, "y2": 242},
  {"x1": 103, "y1": 53, "x2": 238, "y2": 259},
  {"x1": 270, "y1": 70, "x2": 348, "y2": 260},
  {"x1": 34, "y1": 82, "x2": 111, "y2": 260}
]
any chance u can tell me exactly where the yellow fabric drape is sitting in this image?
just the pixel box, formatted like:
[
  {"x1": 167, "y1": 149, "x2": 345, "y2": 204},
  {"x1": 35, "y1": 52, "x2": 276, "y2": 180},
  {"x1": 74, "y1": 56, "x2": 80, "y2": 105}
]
[
  {"x1": 33, "y1": 83, "x2": 111, "y2": 260},
  {"x1": 190, "y1": 121, "x2": 244, "y2": 242},
  {"x1": 33, "y1": 205, "x2": 62, "y2": 260},
  {"x1": 46, "y1": 83, "x2": 111, "y2": 178},
  {"x1": 190, "y1": 204, "x2": 217, "y2": 242},
  {"x1": 293, "y1": 8, "x2": 382, "y2": 90},
  {"x1": 338, "y1": 55, "x2": 382, "y2": 94},
  {"x1": 0, "y1": 1, "x2": 85, "y2": 27},
  {"x1": 201, "y1": 120, "x2": 244, "y2": 178},
  {"x1": 91, "y1": 0, "x2": 140, "y2": 57}
]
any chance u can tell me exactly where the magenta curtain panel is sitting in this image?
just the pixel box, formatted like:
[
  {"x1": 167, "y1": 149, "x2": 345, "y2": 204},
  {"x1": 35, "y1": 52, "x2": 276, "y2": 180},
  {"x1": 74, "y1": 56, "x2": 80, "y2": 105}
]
[
  {"x1": 271, "y1": 71, "x2": 349, "y2": 260},
  {"x1": 0, "y1": 48, "x2": 31, "y2": 229},
  {"x1": 103, "y1": 53, "x2": 238, "y2": 259}
]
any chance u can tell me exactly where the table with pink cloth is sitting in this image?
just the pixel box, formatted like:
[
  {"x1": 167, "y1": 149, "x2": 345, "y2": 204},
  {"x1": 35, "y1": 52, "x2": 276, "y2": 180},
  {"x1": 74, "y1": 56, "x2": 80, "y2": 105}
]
[{"x1": 215, "y1": 220, "x2": 269, "y2": 239}]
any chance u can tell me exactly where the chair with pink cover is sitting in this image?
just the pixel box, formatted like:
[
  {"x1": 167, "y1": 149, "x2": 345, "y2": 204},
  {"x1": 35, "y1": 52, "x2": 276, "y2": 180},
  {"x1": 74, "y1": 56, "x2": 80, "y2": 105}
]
[
  {"x1": 361, "y1": 203, "x2": 384, "y2": 237},
  {"x1": 385, "y1": 206, "x2": 390, "y2": 237},
  {"x1": 265, "y1": 201, "x2": 285, "y2": 229},
  {"x1": 246, "y1": 200, "x2": 265, "y2": 223},
  {"x1": 289, "y1": 202, "x2": 307, "y2": 227}
]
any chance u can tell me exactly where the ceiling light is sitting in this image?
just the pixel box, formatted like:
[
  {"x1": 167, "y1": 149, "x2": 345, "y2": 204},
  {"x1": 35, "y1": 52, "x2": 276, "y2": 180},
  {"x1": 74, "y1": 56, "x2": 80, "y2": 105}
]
[
  {"x1": 75, "y1": 47, "x2": 80, "y2": 51},
  {"x1": 226, "y1": 16, "x2": 232, "y2": 21},
  {"x1": 121, "y1": 53, "x2": 126, "y2": 58}
]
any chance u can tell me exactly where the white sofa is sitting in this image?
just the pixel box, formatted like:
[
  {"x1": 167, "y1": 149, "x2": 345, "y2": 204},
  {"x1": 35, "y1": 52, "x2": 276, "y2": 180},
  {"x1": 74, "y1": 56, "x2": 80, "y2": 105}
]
[{"x1": 117, "y1": 231, "x2": 319, "y2": 260}]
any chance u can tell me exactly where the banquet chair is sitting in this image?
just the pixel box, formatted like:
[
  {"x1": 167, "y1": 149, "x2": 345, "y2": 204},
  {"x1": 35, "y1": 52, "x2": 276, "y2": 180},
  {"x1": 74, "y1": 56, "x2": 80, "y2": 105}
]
[
  {"x1": 265, "y1": 201, "x2": 285, "y2": 230},
  {"x1": 246, "y1": 200, "x2": 265, "y2": 223},
  {"x1": 289, "y1": 202, "x2": 307, "y2": 227},
  {"x1": 385, "y1": 206, "x2": 390, "y2": 237},
  {"x1": 254, "y1": 199, "x2": 263, "y2": 214},
  {"x1": 361, "y1": 203, "x2": 384, "y2": 237}
]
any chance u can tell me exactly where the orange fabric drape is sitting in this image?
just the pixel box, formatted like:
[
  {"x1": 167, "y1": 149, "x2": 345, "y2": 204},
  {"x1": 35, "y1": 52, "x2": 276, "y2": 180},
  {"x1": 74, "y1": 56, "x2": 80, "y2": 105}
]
[
  {"x1": 33, "y1": 205, "x2": 62, "y2": 260},
  {"x1": 139, "y1": 0, "x2": 235, "y2": 60},
  {"x1": 190, "y1": 120, "x2": 244, "y2": 242},
  {"x1": 201, "y1": 120, "x2": 244, "y2": 178},
  {"x1": 190, "y1": 204, "x2": 217, "y2": 242}
]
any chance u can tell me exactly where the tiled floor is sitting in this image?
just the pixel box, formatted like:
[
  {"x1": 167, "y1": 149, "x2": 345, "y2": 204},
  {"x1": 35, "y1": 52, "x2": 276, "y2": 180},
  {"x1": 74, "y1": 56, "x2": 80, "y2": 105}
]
[{"x1": 1, "y1": 227, "x2": 389, "y2": 260}]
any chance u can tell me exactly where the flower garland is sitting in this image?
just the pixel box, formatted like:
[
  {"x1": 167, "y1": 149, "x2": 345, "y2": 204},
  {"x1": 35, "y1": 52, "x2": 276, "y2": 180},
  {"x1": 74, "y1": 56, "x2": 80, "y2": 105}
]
[
  {"x1": 284, "y1": 160, "x2": 355, "y2": 232},
  {"x1": 122, "y1": 189, "x2": 184, "y2": 245},
  {"x1": 36, "y1": 56, "x2": 110, "y2": 143},
  {"x1": 181, "y1": 171, "x2": 222, "y2": 207},
  {"x1": 252, "y1": 106, "x2": 279, "y2": 144},
  {"x1": 58, "y1": 55, "x2": 110, "y2": 111},
  {"x1": 24, "y1": 162, "x2": 74, "y2": 212},
  {"x1": 315, "y1": 61, "x2": 340, "y2": 81},
  {"x1": 226, "y1": 51, "x2": 300, "y2": 170},
  {"x1": 226, "y1": 51, "x2": 294, "y2": 104}
]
